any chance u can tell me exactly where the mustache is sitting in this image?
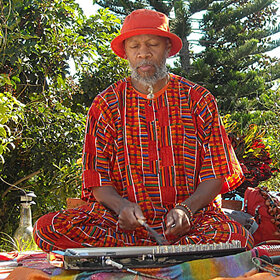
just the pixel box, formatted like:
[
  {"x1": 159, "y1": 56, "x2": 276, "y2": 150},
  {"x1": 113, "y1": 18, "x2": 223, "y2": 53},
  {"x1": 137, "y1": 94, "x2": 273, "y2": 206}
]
[{"x1": 134, "y1": 60, "x2": 155, "y2": 68}]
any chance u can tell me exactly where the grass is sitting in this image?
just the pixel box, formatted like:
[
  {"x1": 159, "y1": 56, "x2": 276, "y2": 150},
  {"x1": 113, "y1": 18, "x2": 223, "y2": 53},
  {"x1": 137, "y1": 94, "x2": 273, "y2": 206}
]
[{"x1": 0, "y1": 232, "x2": 38, "y2": 252}]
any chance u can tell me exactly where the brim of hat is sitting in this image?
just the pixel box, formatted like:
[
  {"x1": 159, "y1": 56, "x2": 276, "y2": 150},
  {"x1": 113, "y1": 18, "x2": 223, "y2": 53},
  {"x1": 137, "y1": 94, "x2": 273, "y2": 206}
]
[{"x1": 111, "y1": 28, "x2": 183, "y2": 59}]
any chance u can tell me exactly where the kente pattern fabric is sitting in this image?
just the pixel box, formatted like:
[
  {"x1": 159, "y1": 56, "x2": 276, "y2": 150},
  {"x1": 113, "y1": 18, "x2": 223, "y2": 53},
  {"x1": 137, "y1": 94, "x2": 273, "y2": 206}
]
[{"x1": 33, "y1": 74, "x2": 253, "y2": 252}]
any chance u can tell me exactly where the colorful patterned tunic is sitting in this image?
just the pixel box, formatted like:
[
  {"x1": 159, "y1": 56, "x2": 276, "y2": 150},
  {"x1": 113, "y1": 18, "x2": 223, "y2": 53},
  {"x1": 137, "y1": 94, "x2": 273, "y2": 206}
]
[{"x1": 34, "y1": 74, "x2": 253, "y2": 252}]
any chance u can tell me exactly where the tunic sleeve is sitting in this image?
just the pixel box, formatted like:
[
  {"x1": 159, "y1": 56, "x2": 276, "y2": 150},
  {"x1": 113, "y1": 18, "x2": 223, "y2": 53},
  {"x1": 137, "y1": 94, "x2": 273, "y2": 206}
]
[
  {"x1": 194, "y1": 90, "x2": 244, "y2": 194},
  {"x1": 81, "y1": 96, "x2": 116, "y2": 202}
]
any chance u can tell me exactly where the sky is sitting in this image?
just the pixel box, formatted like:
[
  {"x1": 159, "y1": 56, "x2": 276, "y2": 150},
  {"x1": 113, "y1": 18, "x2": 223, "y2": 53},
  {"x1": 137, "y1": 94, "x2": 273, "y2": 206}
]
[{"x1": 75, "y1": 0, "x2": 280, "y2": 58}]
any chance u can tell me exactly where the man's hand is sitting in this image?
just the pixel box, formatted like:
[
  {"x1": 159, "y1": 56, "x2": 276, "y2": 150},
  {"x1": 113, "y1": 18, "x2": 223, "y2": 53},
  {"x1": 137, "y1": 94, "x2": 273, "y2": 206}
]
[
  {"x1": 164, "y1": 207, "x2": 192, "y2": 237},
  {"x1": 164, "y1": 178, "x2": 224, "y2": 238},
  {"x1": 92, "y1": 185, "x2": 145, "y2": 231},
  {"x1": 118, "y1": 201, "x2": 145, "y2": 230}
]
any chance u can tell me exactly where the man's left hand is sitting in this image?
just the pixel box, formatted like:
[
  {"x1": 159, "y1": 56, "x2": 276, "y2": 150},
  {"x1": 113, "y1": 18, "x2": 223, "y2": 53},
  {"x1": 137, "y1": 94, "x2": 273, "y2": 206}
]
[{"x1": 164, "y1": 208, "x2": 192, "y2": 237}]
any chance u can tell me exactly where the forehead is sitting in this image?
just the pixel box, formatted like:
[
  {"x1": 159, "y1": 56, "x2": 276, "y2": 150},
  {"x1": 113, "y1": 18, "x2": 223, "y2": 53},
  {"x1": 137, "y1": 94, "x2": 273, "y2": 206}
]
[{"x1": 125, "y1": 34, "x2": 167, "y2": 44}]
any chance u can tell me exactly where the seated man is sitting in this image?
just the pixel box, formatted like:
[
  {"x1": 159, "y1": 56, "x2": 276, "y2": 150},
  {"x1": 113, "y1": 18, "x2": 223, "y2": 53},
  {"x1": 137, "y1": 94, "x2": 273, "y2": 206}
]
[{"x1": 33, "y1": 9, "x2": 254, "y2": 252}]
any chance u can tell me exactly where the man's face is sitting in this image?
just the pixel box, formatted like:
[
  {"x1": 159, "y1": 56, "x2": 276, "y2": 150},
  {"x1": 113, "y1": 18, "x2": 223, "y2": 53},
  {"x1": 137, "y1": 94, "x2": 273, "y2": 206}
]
[{"x1": 124, "y1": 34, "x2": 171, "y2": 86}]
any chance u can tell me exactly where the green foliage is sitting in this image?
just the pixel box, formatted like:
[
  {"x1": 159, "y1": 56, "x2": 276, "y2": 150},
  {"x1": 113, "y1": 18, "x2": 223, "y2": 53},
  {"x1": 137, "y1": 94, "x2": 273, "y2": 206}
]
[
  {"x1": 0, "y1": 232, "x2": 17, "y2": 252},
  {"x1": 94, "y1": 0, "x2": 169, "y2": 15},
  {"x1": 78, "y1": 53, "x2": 129, "y2": 107},
  {"x1": 0, "y1": 71, "x2": 24, "y2": 168},
  {"x1": 0, "y1": 1, "x2": 125, "y2": 246},
  {"x1": 0, "y1": 90, "x2": 24, "y2": 166},
  {"x1": 222, "y1": 85, "x2": 280, "y2": 196},
  {"x1": 188, "y1": 0, "x2": 280, "y2": 112},
  {"x1": 258, "y1": 87, "x2": 280, "y2": 173},
  {"x1": 0, "y1": 0, "x2": 93, "y2": 86},
  {"x1": 0, "y1": 100, "x2": 86, "y2": 240},
  {"x1": 74, "y1": 8, "x2": 129, "y2": 107}
]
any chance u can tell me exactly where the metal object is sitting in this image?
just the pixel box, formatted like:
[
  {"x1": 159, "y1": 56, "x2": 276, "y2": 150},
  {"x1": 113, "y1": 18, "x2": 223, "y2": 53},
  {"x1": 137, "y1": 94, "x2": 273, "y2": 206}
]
[
  {"x1": 138, "y1": 219, "x2": 169, "y2": 245},
  {"x1": 56, "y1": 240, "x2": 245, "y2": 270}
]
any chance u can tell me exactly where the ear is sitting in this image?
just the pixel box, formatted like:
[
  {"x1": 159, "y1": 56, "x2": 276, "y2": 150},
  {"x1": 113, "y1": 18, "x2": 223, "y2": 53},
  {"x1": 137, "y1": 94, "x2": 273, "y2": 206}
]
[{"x1": 166, "y1": 38, "x2": 172, "y2": 56}]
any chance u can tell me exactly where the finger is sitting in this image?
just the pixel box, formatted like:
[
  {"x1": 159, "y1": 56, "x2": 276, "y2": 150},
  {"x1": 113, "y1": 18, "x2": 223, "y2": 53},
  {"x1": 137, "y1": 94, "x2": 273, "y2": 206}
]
[
  {"x1": 165, "y1": 213, "x2": 176, "y2": 235},
  {"x1": 118, "y1": 216, "x2": 138, "y2": 230},
  {"x1": 168, "y1": 219, "x2": 183, "y2": 236},
  {"x1": 165, "y1": 212, "x2": 176, "y2": 228},
  {"x1": 134, "y1": 206, "x2": 145, "y2": 221},
  {"x1": 118, "y1": 206, "x2": 139, "y2": 229},
  {"x1": 165, "y1": 209, "x2": 189, "y2": 236},
  {"x1": 165, "y1": 222, "x2": 176, "y2": 235},
  {"x1": 175, "y1": 217, "x2": 191, "y2": 236}
]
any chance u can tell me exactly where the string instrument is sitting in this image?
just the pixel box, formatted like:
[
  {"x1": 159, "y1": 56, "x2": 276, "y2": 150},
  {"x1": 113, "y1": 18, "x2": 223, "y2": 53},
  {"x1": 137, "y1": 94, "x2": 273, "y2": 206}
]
[{"x1": 50, "y1": 240, "x2": 245, "y2": 270}]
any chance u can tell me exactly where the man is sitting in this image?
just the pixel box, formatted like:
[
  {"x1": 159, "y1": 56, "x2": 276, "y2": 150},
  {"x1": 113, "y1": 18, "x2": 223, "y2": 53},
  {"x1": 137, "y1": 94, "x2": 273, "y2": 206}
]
[{"x1": 34, "y1": 9, "x2": 253, "y2": 252}]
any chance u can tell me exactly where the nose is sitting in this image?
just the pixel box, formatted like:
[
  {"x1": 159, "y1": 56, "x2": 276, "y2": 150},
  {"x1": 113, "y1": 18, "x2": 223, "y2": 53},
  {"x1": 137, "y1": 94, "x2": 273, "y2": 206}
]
[{"x1": 137, "y1": 44, "x2": 152, "y2": 59}]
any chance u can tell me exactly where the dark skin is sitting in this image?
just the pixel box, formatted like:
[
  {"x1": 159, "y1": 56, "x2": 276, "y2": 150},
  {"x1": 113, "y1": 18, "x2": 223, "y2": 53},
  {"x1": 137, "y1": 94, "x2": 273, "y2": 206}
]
[
  {"x1": 124, "y1": 34, "x2": 171, "y2": 94},
  {"x1": 92, "y1": 34, "x2": 224, "y2": 238},
  {"x1": 92, "y1": 178, "x2": 223, "y2": 237},
  {"x1": 164, "y1": 178, "x2": 223, "y2": 236}
]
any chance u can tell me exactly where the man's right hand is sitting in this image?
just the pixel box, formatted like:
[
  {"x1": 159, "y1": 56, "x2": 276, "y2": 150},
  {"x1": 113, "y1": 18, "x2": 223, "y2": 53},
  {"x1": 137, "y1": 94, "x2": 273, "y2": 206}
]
[
  {"x1": 118, "y1": 201, "x2": 145, "y2": 230},
  {"x1": 92, "y1": 185, "x2": 145, "y2": 231}
]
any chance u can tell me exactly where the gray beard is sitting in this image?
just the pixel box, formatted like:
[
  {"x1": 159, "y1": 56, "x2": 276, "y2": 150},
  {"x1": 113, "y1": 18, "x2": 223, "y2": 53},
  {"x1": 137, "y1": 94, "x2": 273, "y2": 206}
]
[{"x1": 129, "y1": 58, "x2": 168, "y2": 87}]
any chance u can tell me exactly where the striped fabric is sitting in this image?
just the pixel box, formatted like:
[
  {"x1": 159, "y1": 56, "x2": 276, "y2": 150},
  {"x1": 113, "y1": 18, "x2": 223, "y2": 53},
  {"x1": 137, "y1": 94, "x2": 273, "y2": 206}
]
[{"x1": 34, "y1": 74, "x2": 253, "y2": 252}]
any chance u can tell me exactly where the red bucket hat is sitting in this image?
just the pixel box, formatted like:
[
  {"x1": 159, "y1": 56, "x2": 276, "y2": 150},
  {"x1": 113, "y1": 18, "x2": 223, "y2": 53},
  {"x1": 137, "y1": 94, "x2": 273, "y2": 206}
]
[{"x1": 111, "y1": 9, "x2": 182, "y2": 59}]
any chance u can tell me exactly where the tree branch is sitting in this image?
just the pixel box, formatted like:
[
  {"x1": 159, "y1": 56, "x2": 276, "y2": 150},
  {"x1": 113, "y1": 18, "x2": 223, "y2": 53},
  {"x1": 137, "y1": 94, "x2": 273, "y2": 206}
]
[{"x1": 1, "y1": 170, "x2": 41, "y2": 199}]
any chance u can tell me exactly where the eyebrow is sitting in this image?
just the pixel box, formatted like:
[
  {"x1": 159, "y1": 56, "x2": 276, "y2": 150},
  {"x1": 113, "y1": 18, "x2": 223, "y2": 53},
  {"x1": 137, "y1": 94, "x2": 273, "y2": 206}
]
[{"x1": 126, "y1": 37, "x2": 160, "y2": 44}]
